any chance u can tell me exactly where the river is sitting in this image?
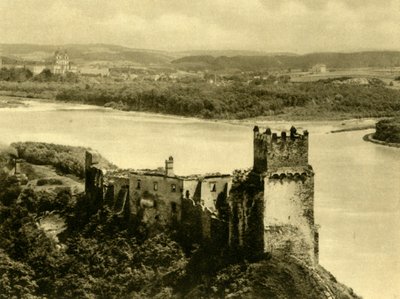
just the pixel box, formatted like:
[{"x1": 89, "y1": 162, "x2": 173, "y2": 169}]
[{"x1": 0, "y1": 98, "x2": 399, "y2": 298}]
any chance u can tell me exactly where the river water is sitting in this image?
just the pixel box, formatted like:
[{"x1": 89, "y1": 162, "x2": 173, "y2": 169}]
[{"x1": 0, "y1": 99, "x2": 399, "y2": 298}]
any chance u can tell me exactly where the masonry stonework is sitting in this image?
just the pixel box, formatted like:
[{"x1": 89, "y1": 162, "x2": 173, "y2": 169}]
[
  {"x1": 253, "y1": 126, "x2": 318, "y2": 264},
  {"x1": 84, "y1": 126, "x2": 318, "y2": 264}
]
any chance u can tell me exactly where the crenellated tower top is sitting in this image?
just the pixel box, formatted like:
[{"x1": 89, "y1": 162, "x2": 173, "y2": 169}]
[{"x1": 253, "y1": 126, "x2": 309, "y2": 173}]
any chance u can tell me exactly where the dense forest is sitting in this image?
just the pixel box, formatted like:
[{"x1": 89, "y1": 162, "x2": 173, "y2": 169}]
[
  {"x1": 0, "y1": 68, "x2": 79, "y2": 83},
  {"x1": 1, "y1": 77, "x2": 400, "y2": 120},
  {"x1": 55, "y1": 81, "x2": 400, "y2": 120},
  {"x1": 374, "y1": 117, "x2": 400, "y2": 143},
  {"x1": 172, "y1": 51, "x2": 400, "y2": 71}
]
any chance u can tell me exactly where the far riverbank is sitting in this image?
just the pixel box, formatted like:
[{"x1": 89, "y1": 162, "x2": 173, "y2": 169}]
[
  {"x1": 363, "y1": 133, "x2": 400, "y2": 148},
  {"x1": 1, "y1": 79, "x2": 400, "y2": 122},
  {"x1": 0, "y1": 95, "x2": 381, "y2": 135}
]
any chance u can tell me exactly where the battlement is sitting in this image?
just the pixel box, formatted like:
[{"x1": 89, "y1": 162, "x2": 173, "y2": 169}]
[
  {"x1": 82, "y1": 125, "x2": 317, "y2": 265},
  {"x1": 253, "y1": 125, "x2": 309, "y2": 141},
  {"x1": 253, "y1": 126, "x2": 309, "y2": 173},
  {"x1": 267, "y1": 165, "x2": 314, "y2": 180}
]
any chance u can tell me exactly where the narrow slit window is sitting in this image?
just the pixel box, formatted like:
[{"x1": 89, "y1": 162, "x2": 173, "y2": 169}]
[
  {"x1": 171, "y1": 202, "x2": 177, "y2": 213},
  {"x1": 153, "y1": 182, "x2": 158, "y2": 191},
  {"x1": 136, "y1": 179, "x2": 141, "y2": 190},
  {"x1": 210, "y1": 182, "x2": 217, "y2": 192},
  {"x1": 171, "y1": 184, "x2": 176, "y2": 192}
]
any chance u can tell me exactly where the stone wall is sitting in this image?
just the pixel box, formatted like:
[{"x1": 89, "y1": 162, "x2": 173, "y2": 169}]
[
  {"x1": 266, "y1": 133, "x2": 308, "y2": 171},
  {"x1": 85, "y1": 151, "x2": 104, "y2": 212},
  {"x1": 200, "y1": 175, "x2": 231, "y2": 212},
  {"x1": 106, "y1": 176, "x2": 130, "y2": 214},
  {"x1": 128, "y1": 173, "x2": 183, "y2": 227},
  {"x1": 180, "y1": 197, "x2": 228, "y2": 249},
  {"x1": 253, "y1": 126, "x2": 269, "y2": 173},
  {"x1": 182, "y1": 179, "x2": 201, "y2": 203},
  {"x1": 263, "y1": 171, "x2": 317, "y2": 263},
  {"x1": 228, "y1": 175, "x2": 265, "y2": 257},
  {"x1": 264, "y1": 225, "x2": 313, "y2": 262},
  {"x1": 253, "y1": 126, "x2": 309, "y2": 173},
  {"x1": 83, "y1": 121, "x2": 318, "y2": 264}
]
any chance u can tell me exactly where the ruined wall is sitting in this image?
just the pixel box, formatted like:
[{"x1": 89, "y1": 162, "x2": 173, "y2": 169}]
[
  {"x1": 85, "y1": 167, "x2": 104, "y2": 211},
  {"x1": 263, "y1": 172, "x2": 317, "y2": 263},
  {"x1": 106, "y1": 176, "x2": 130, "y2": 214},
  {"x1": 228, "y1": 175, "x2": 265, "y2": 257},
  {"x1": 128, "y1": 174, "x2": 183, "y2": 227},
  {"x1": 182, "y1": 179, "x2": 201, "y2": 203},
  {"x1": 180, "y1": 197, "x2": 228, "y2": 249},
  {"x1": 83, "y1": 126, "x2": 318, "y2": 263},
  {"x1": 85, "y1": 151, "x2": 99, "y2": 192},
  {"x1": 253, "y1": 126, "x2": 269, "y2": 173},
  {"x1": 180, "y1": 197, "x2": 204, "y2": 244},
  {"x1": 200, "y1": 176, "x2": 232, "y2": 212},
  {"x1": 85, "y1": 151, "x2": 104, "y2": 211}
]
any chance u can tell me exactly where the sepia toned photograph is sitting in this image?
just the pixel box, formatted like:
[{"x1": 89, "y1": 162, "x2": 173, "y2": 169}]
[{"x1": 0, "y1": 1, "x2": 399, "y2": 298}]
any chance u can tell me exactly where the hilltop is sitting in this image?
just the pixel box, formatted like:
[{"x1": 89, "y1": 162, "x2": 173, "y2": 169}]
[
  {"x1": 0, "y1": 142, "x2": 360, "y2": 298},
  {"x1": 0, "y1": 43, "x2": 173, "y2": 65},
  {"x1": 172, "y1": 51, "x2": 400, "y2": 71},
  {"x1": 3, "y1": 43, "x2": 400, "y2": 70}
]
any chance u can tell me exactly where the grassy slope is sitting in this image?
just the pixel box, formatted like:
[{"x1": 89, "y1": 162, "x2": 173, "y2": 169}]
[{"x1": 11, "y1": 141, "x2": 116, "y2": 178}]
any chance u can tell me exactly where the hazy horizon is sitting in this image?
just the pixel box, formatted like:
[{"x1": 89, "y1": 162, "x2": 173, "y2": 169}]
[
  {"x1": 1, "y1": 41, "x2": 399, "y2": 56},
  {"x1": 0, "y1": 0, "x2": 399, "y2": 54}
]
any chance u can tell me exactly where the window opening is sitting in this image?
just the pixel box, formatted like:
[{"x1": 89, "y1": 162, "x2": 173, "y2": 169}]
[{"x1": 210, "y1": 182, "x2": 217, "y2": 192}]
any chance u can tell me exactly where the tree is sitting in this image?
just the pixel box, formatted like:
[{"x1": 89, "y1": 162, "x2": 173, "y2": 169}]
[{"x1": 0, "y1": 250, "x2": 38, "y2": 299}]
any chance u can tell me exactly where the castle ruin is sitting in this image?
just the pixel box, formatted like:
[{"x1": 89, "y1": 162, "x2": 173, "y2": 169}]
[{"x1": 85, "y1": 126, "x2": 318, "y2": 264}]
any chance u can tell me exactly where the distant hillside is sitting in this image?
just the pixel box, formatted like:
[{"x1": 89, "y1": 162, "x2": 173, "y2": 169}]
[
  {"x1": 3, "y1": 44, "x2": 400, "y2": 70},
  {"x1": 174, "y1": 50, "x2": 297, "y2": 58},
  {"x1": 0, "y1": 43, "x2": 173, "y2": 65},
  {"x1": 172, "y1": 51, "x2": 400, "y2": 71}
]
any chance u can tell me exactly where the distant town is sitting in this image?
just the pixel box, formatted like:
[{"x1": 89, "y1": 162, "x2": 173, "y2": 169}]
[
  {"x1": 1, "y1": 44, "x2": 400, "y2": 122},
  {"x1": 0, "y1": 49, "x2": 331, "y2": 85}
]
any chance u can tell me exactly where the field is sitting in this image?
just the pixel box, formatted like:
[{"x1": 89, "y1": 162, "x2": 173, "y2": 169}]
[{"x1": 290, "y1": 67, "x2": 400, "y2": 89}]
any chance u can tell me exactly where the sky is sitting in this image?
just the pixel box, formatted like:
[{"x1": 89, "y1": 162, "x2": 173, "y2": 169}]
[{"x1": 0, "y1": 0, "x2": 399, "y2": 53}]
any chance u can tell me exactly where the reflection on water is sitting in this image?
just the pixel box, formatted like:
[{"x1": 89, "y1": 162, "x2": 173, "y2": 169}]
[{"x1": 1, "y1": 100, "x2": 399, "y2": 298}]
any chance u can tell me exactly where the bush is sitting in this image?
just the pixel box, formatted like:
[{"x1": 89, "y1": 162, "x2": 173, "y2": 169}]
[
  {"x1": 374, "y1": 117, "x2": 400, "y2": 143},
  {"x1": 37, "y1": 178, "x2": 63, "y2": 186},
  {"x1": 11, "y1": 142, "x2": 115, "y2": 178}
]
